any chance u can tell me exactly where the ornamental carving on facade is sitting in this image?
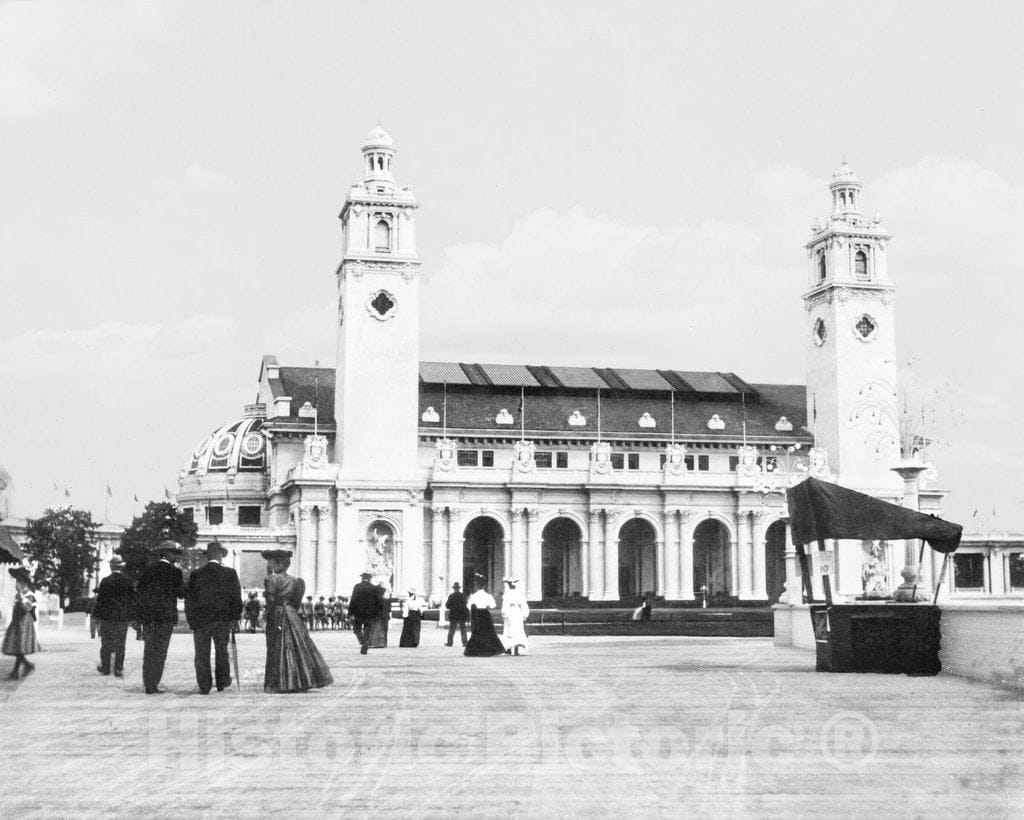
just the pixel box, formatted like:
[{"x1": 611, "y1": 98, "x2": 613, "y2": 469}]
[
  {"x1": 366, "y1": 523, "x2": 395, "y2": 585},
  {"x1": 514, "y1": 439, "x2": 536, "y2": 473},
  {"x1": 807, "y1": 447, "x2": 831, "y2": 479},
  {"x1": 591, "y1": 441, "x2": 612, "y2": 475},
  {"x1": 435, "y1": 438, "x2": 456, "y2": 471},
  {"x1": 664, "y1": 442, "x2": 687, "y2": 476},
  {"x1": 302, "y1": 434, "x2": 329, "y2": 471},
  {"x1": 735, "y1": 445, "x2": 760, "y2": 480}
]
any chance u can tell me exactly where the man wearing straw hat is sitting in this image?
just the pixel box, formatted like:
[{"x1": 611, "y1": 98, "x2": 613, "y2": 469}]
[
  {"x1": 137, "y1": 540, "x2": 185, "y2": 694},
  {"x1": 185, "y1": 541, "x2": 242, "y2": 694},
  {"x1": 93, "y1": 555, "x2": 137, "y2": 677}
]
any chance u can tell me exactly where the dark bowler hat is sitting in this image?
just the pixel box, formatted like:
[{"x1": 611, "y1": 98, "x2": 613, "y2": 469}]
[
  {"x1": 260, "y1": 549, "x2": 292, "y2": 561},
  {"x1": 109, "y1": 556, "x2": 126, "y2": 570},
  {"x1": 152, "y1": 540, "x2": 183, "y2": 557},
  {"x1": 8, "y1": 566, "x2": 32, "y2": 585},
  {"x1": 203, "y1": 541, "x2": 228, "y2": 559},
  {"x1": 452, "y1": 582, "x2": 461, "y2": 590},
  {"x1": 360, "y1": 570, "x2": 373, "y2": 579}
]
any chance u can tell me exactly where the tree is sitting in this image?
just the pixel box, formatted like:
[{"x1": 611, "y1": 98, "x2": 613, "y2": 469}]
[
  {"x1": 118, "y1": 501, "x2": 198, "y2": 578},
  {"x1": 22, "y1": 507, "x2": 99, "y2": 602}
]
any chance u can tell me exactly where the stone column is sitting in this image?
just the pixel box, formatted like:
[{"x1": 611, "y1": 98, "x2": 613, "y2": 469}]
[
  {"x1": 679, "y1": 510, "x2": 695, "y2": 600},
  {"x1": 587, "y1": 511, "x2": 603, "y2": 600},
  {"x1": 655, "y1": 532, "x2": 666, "y2": 596},
  {"x1": 729, "y1": 535, "x2": 739, "y2": 598},
  {"x1": 784, "y1": 546, "x2": 800, "y2": 604},
  {"x1": 430, "y1": 509, "x2": 445, "y2": 600},
  {"x1": 664, "y1": 510, "x2": 680, "y2": 599},
  {"x1": 604, "y1": 511, "x2": 620, "y2": 601},
  {"x1": 316, "y1": 506, "x2": 335, "y2": 595},
  {"x1": 737, "y1": 510, "x2": 753, "y2": 599},
  {"x1": 510, "y1": 508, "x2": 526, "y2": 582},
  {"x1": 580, "y1": 524, "x2": 590, "y2": 599},
  {"x1": 751, "y1": 511, "x2": 769, "y2": 600},
  {"x1": 447, "y1": 508, "x2": 463, "y2": 593},
  {"x1": 526, "y1": 508, "x2": 542, "y2": 601},
  {"x1": 990, "y1": 548, "x2": 1005, "y2": 595},
  {"x1": 297, "y1": 505, "x2": 315, "y2": 587}
]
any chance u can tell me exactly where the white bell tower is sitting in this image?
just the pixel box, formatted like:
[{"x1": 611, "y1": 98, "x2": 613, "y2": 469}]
[
  {"x1": 335, "y1": 125, "x2": 421, "y2": 481},
  {"x1": 804, "y1": 162, "x2": 901, "y2": 493},
  {"x1": 331, "y1": 126, "x2": 426, "y2": 594}
]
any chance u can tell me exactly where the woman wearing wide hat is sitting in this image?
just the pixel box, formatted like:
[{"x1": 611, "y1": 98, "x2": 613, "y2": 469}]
[
  {"x1": 3, "y1": 566, "x2": 41, "y2": 679},
  {"x1": 261, "y1": 549, "x2": 333, "y2": 693}
]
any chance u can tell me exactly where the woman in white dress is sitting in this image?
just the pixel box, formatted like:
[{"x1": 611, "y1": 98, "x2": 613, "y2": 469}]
[{"x1": 501, "y1": 576, "x2": 530, "y2": 656}]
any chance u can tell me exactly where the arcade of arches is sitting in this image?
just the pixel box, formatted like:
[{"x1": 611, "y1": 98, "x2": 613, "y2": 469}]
[{"x1": 436, "y1": 507, "x2": 792, "y2": 605}]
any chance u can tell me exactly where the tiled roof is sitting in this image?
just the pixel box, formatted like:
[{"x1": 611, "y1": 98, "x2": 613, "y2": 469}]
[{"x1": 268, "y1": 362, "x2": 809, "y2": 440}]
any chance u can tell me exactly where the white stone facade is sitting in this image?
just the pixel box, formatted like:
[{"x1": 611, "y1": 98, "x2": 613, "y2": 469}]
[{"x1": 177, "y1": 133, "x2": 952, "y2": 606}]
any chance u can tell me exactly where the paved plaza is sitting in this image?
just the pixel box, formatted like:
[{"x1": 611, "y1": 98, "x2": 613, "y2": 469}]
[{"x1": 1, "y1": 622, "x2": 1022, "y2": 818}]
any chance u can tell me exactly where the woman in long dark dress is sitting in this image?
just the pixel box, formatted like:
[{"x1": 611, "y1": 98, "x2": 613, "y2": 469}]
[
  {"x1": 3, "y1": 568, "x2": 40, "y2": 679},
  {"x1": 261, "y1": 550, "x2": 333, "y2": 693},
  {"x1": 398, "y1": 588, "x2": 423, "y2": 648},
  {"x1": 369, "y1": 584, "x2": 390, "y2": 648},
  {"x1": 464, "y1": 577, "x2": 505, "y2": 657}
]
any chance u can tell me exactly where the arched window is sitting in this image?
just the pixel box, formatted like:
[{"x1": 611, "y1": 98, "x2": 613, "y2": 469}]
[
  {"x1": 855, "y1": 249, "x2": 868, "y2": 280},
  {"x1": 818, "y1": 252, "x2": 827, "y2": 282},
  {"x1": 840, "y1": 191, "x2": 847, "y2": 207},
  {"x1": 374, "y1": 218, "x2": 391, "y2": 252}
]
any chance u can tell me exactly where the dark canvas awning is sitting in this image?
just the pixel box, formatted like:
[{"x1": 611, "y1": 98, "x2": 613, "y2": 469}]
[
  {"x1": 786, "y1": 477, "x2": 962, "y2": 554},
  {"x1": 0, "y1": 526, "x2": 24, "y2": 564}
]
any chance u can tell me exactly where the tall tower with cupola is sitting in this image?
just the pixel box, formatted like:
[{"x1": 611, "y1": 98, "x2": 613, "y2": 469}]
[
  {"x1": 804, "y1": 162, "x2": 900, "y2": 493},
  {"x1": 335, "y1": 126, "x2": 422, "y2": 482}
]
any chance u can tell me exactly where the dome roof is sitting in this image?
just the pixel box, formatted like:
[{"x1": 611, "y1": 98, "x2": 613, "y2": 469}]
[
  {"x1": 185, "y1": 417, "x2": 267, "y2": 475},
  {"x1": 362, "y1": 125, "x2": 395, "y2": 150},
  {"x1": 830, "y1": 161, "x2": 860, "y2": 186}
]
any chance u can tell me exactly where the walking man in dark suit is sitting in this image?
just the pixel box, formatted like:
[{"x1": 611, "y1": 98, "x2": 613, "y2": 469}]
[
  {"x1": 185, "y1": 541, "x2": 243, "y2": 694},
  {"x1": 95, "y1": 555, "x2": 138, "y2": 677},
  {"x1": 445, "y1": 582, "x2": 470, "y2": 647},
  {"x1": 137, "y1": 541, "x2": 185, "y2": 694},
  {"x1": 348, "y1": 571, "x2": 381, "y2": 655}
]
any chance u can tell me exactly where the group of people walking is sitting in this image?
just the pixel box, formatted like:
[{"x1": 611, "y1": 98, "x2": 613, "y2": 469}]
[{"x1": 4, "y1": 539, "x2": 531, "y2": 689}]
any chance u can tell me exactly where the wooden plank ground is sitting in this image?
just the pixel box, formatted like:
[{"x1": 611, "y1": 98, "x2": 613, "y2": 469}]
[{"x1": 1, "y1": 623, "x2": 1021, "y2": 818}]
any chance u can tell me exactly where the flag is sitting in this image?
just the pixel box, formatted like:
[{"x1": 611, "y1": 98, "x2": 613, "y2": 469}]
[
  {"x1": 106, "y1": 484, "x2": 113, "y2": 498},
  {"x1": 64, "y1": 488, "x2": 71, "y2": 498},
  {"x1": 133, "y1": 493, "x2": 139, "y2": 503},
  {"x1": 164, "y1": 487, "x2": 173, "y2": 501}
]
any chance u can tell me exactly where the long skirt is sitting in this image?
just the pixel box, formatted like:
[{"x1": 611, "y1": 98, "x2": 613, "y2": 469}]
[
  {"x1": 2, "y1": 617, "x2": 40, "y2": 657},
  {"x1": 464, "y1": 608, "x2": 505, "y2": 657},
  {"x1": 399, "y1": 612, "x2": 421, "y2": 648},
  {"x1": 264, "y1": 605, "x2": 333, "y2": 693},
  {"x1": 504, "y1": 612, "x2": 529, "y2": 653},
  {"x1": 369, "y1": 615, "x2": 389, "y2": 648}
]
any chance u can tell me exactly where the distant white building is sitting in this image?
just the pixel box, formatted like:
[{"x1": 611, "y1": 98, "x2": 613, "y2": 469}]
[{"x1": 177, "y1": 128, "x2": 953, "y2": 605}]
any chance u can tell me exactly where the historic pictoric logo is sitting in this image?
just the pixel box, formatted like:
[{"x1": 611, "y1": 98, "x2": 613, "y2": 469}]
[
  {"x1": 435, "y1": 438, "x2": 456, "y2": 471},
  {"x1": 591, "y1": 441, "x2": 612, "y2": 475},
  {"x1": 664, "y1": 442, "x2": 687, "y2": 476}
]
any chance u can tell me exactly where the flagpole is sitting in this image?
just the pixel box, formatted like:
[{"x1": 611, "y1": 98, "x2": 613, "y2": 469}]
[
  {"x1": 742, "y1": 392, "x2": 747, "y2": 447},
  {"x1": 520, "y1": 385, "x2": 525, "y2": 442},
  {"x1": 597, "y1": 387, "x2": 602, "y2": 443},
  {"x1": 670, "y1": 390, "x2": 675, "y2": 443},
  {"x1": 442, "y1": 382, "x2": 448, "y2": 439}
]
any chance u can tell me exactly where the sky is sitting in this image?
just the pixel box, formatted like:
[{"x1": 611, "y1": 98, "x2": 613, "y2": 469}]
[{"x1": 1, "y1": 0, "x2": 1023, "y2": 531}]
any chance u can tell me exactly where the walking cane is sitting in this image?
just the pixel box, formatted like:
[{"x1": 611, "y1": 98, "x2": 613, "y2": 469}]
[{"x1": 230, "y1": 628, "x2": 241, "y2": 692}]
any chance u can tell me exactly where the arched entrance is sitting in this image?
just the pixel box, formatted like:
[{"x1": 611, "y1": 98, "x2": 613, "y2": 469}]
[
  {"x1": 618, "y1": 518, "x2": 657, "y2": 600},
  {"x1": 541, "y1": 517, "x2": 583, "y2": 599},
  {"x1": 765, "y1": 520, "x2": 788, "y2": 602},
  {"x1": 462, "y1": 517, "x2": 505, "y2": 597},
  {"x1": 693, "y1": 519, "x2": 731, "y2": 602}
]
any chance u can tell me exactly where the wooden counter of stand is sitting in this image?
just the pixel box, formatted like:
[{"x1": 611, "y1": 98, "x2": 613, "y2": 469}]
[{"x1": 810, "y1": 602, "x2": 942, "y2": 676}]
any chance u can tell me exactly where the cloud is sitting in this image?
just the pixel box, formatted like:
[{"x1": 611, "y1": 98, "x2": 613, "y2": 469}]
[
  {"x1": 0, "y1": 314, "x2": 235, "y2": 379},
  {"x1": 185, "y1": 164, "x2": 230, "y2": 192}
]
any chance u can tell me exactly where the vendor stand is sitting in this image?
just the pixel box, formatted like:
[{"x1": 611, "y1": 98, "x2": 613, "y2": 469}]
[{"x1": 786, "y1": 477, "x2": 962, "y2": 675}]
